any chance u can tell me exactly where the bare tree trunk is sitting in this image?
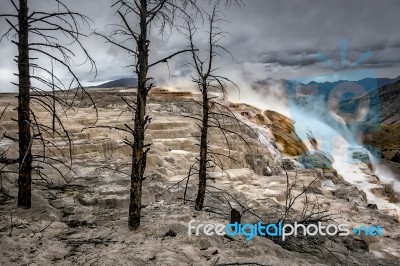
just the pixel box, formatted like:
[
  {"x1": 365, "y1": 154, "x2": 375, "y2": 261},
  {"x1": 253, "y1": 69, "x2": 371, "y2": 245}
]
[
  {"x1": 99, "y1": 0, "x2": 198, "y2": 229},
  {"x1": 187, "y1": 3, "x2": 244, "y2": 211},
  {"x1": 230, "y1": 208, "x2": 241, "y2": 224},
  {"x1": 51, "y1": 62, "x2": 56, "y2": 134},
  {"x1": 129, "y1": 0, "x2": 148, "y2": 230},
  {"x1": 17, "y1": 0, "x2": 32, "y2": 208},
  {"x1": 195, "y1": 83, "x2": 209, "y2": 211}
]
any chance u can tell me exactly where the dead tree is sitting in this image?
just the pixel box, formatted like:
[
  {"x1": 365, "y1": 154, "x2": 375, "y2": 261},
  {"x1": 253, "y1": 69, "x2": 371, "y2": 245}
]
[
  {"x1": 263, "y1": 169, "x2": 341, "y2": 262},
  {"x1": 95, "y1": 0, "x2": 207, "y2": 230},
  {"x1": 0, "y1": 0, "x2": 96, "y2": 208},
  {"x1": 184, "y1": 4, "x2": 248, "y2": 211},
  {"x1": 279, "y1": 170, "x2": 332, "y2": 224}
]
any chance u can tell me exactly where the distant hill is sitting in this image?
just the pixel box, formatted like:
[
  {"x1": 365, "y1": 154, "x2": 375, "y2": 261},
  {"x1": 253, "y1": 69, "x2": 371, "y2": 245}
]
[
  {"x1": 95, "y1": 78, "x2": 138, "y2": 88},
  {"x1": 254, "y1": 77, "x2": 394, "y2": 99},
  {"x1": 334, "y1": 77, "x2": 400, "y2": 124},
  {"x1": 392, "y1": 75, "x2": 400, "y2": 83},
  {"x1": 361, "y1": 78, "x2": 400, "y2": 172},
  {"x1": 289, "y1": 78, "x2": 393, "y2": 99},
  {"x1": 374, "y1": 78, "x2": 400, "y2": 124},
  {"x1": 305, "y1": 78, "x2": 393, "y2": 93}
]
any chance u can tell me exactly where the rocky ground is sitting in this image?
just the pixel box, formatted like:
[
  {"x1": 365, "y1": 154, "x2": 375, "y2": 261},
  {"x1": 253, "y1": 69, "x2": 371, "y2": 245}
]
[
  {"x1": 362, "y1": 123, "x2": 400, "y2": 182},
  {"x1": 1, "y1": 88, "x2": 400, "y2": 265}
]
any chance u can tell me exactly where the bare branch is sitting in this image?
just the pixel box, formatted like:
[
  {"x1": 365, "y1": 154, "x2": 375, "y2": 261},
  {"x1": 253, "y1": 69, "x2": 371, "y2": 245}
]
[{"x1": 148, "y1": 49, "x2": 194, "y2": 68}]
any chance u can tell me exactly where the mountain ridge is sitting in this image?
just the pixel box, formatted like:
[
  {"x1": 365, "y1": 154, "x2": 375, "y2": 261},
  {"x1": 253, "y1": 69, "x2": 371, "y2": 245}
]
[{"x1": 94, "y1": 78, "x2": 138, "y2": 88}]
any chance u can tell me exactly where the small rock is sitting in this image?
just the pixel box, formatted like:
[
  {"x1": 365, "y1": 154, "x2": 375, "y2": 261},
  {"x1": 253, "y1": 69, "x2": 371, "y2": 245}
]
[
  {"x1": 323, "y1": 171, "x2": 342, "y2": 184},
  {"x1": 50, "y1": 198, "x2": 73, "y2": 209},
  {"x1": 76, "y1": 194, "x2": 97, "y2": 206},
  {"x1": 164, "y1": 157, "x2": 175, "y2": 164},
  {"x1": 322, "y1": 179, "x2": 337, "y2": 191},
  {"x1": 66, "y1": 220, "x2": 88, "y2": 228},
  {"x1": 165, "y1": 229, "x2": 177, "y2": 237},
  {"x1": 263, "y1": 166, "x2": 273, "y2": 176}
]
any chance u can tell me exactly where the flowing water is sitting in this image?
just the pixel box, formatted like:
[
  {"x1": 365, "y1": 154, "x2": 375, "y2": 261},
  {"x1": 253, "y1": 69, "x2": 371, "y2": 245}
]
[{"x1": 290, "y1": 107, "x2": 400, "y2": 213}]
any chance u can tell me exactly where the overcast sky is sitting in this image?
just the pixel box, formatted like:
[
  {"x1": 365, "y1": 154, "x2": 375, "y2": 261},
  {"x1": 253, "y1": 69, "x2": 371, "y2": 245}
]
[{"x1": 0, "y1": 0, "x2": 399, "y2": 92}]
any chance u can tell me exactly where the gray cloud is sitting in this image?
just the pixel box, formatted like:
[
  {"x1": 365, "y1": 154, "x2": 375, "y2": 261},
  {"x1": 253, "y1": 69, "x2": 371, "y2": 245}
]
[{"x1": 0, "y1": 0, "x2": 399, "y2": 92}]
